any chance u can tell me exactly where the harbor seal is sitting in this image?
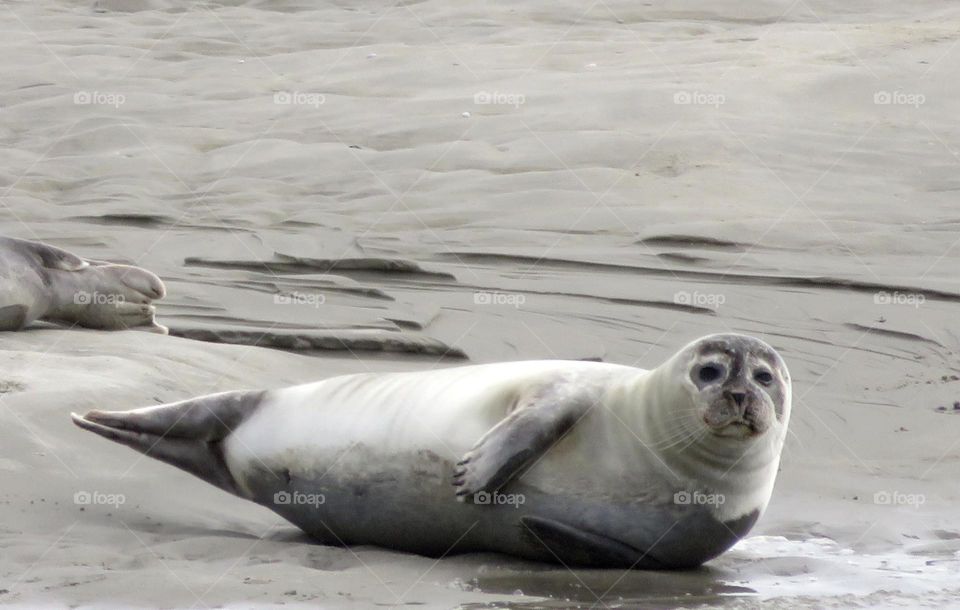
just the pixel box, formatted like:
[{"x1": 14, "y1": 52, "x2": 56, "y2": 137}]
[
  {"x1": 0, "y1": 236, "x2": 166, "y2": 333},
  {"x1": 72, "y1": 333, "x2": 791, "y2": 568}
]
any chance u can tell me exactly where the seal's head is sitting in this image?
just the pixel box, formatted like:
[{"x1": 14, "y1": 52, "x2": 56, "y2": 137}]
[{"x1": 679, "y1": 333, "x2": 790, "y2": 441}]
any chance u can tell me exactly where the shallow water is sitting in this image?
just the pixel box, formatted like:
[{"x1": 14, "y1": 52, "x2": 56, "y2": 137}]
[{"x1": 2, "y1": 0, "x2": 960, "y2": 608}]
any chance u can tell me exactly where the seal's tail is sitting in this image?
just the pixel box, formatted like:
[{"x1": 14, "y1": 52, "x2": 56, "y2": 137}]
[{"x1": 71, "y1": 389, "x2": 266, "y2": 495}]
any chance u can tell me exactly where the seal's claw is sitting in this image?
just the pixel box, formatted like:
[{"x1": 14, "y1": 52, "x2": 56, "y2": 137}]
[{"x1": 451, "y1": 446, "x2": 499, "y2": 500}]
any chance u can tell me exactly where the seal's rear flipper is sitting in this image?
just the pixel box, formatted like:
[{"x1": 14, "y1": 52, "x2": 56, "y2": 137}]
[
  {"x1": 519, "y1": 516, "x2": 661, "y2": 569},
  {"x1": 71, "y1": 389, "x2": 266, "y2": 495}
]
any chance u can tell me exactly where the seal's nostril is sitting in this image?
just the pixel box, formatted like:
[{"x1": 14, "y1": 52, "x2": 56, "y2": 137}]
[{"x1": 730, "y1": 392, "x2": 746, "y2": 407}]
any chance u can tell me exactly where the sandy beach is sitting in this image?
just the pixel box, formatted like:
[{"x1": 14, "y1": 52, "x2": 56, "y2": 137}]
[{"x1": 2, "y1": 0, "x2": 960, "y2": 607}]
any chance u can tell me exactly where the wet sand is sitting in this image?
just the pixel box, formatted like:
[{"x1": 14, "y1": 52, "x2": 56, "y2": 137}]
[{"x1": 2, "y1": 0, "x2": 960, "y2": 608}]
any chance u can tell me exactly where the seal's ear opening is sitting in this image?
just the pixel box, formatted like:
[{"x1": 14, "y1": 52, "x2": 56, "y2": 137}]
[{"x1": 71, "y1": 389, "x2": 266, "y2": 495}]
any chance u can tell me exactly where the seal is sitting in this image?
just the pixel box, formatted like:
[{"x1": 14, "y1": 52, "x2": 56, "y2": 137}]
[
  {"x1": 72, "y1": 333, "x2": 791, "y2": 569},
  {"x1": 0, "y1": 236, "x2": 166, "y2": 333}
]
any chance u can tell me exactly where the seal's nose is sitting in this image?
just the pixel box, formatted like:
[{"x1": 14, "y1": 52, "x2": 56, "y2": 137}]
[{"x1": 724, "y1": 389, "x2": 748, "y2": 410}]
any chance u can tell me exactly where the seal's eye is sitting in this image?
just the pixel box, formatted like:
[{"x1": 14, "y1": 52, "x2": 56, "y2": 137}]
[
  {"x1": 698, "y1": 364, "x2": 724, "y2": 383},
  {"x1": 754, "y1": 370, "x2": 774, "y2": 386}
]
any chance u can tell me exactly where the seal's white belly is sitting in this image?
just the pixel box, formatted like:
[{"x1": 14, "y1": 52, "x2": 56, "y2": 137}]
[{"x1": 224, "y1": 360, "x2": 637, "y2": 489}]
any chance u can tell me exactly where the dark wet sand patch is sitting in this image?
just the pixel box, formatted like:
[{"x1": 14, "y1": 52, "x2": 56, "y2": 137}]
[
  {"x1": 72, "y1": 214, "x2": 176, "y2": 228},
  {"x1": 638, "y1": 234, "x2": 747, "y2": 251},
  {"x1": 438, "y1": 252, "x2": 960, "y2": 302},
  {"x1": 844, "y1": 323, "x2": 944, "y2": 347},
  {"x1": 168, "y1": 326, "x2": 468, "y2": 359},
  {"x1": 185, "y1": 253, "x2": 456, "y2": 280},
  {"x1": 467, "y1": 565, "x2": 754, "y2": 609}
]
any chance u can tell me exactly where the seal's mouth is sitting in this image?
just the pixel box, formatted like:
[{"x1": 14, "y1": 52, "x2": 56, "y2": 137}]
[{"x1": 705, "y1": 417, "x2": 762, "y2": 438}]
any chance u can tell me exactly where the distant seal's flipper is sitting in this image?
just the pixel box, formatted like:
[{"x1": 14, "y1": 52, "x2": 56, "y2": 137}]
[
  {"x1": 71, "y1": 390, "x2": 266, "y2": 494},
  {"x1": 13, "y1": 237, "x2": 89, "y2": 272}
]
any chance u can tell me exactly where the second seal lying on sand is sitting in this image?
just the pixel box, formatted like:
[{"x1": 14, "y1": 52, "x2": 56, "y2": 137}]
[
  {"x1": 73, "y1": 333, "x2": 791, "y2": 569},
  {"x1": 0, "y1": 236, "x2": 166, "y2": 333}
]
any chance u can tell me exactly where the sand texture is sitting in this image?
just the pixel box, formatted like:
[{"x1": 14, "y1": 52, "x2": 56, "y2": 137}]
[{"x1": 2, "y1": 0, "x2": 960, "y2": 608}]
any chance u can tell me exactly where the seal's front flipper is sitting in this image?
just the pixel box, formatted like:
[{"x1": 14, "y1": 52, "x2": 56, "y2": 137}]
[
  {"x1": 520, "y1": 516, "x2": 654, "y2": 569},
  {"x1": 8, "y1": 237, "x2": 89, "y2": 271},
  {"x1": 71, "y1": 389, "x2": 266, "y2": 495},
  {"x1": 453, "y1": 382, "x2": 593, "y2": 499},
  {"x1": 0, "y1": 305, "x2": 28, "y2": 330}
]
